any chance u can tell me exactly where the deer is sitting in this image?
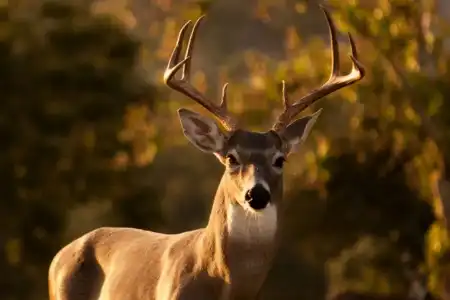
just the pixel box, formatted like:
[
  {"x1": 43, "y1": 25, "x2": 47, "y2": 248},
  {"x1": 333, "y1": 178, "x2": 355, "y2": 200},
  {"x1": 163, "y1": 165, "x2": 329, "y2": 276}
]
[{"x1": 48, "y1": 7, "x2": 364, "y2": 300}]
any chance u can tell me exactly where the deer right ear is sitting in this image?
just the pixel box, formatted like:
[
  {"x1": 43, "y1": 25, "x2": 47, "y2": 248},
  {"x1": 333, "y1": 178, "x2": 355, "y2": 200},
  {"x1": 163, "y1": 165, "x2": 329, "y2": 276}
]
[
  {"x1": 178, "y1": 108, "x2": 226, "y2": 153},
  {"x1": 280, "y1": 109, "x2": 322, "y2": 154}
]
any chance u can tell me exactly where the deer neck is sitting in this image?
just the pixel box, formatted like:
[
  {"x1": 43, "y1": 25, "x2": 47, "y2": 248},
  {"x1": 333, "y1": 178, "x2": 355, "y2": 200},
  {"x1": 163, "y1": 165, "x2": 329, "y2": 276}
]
[{"x1": 196, "y1": 175, "x2": 280, "y2": 283}]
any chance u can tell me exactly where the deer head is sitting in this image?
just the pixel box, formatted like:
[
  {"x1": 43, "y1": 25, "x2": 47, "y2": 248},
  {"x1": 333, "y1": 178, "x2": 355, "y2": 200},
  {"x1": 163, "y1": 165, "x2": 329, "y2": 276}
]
[{"x1": 164, "y1": 7, "x2": 365, "y2": 218}]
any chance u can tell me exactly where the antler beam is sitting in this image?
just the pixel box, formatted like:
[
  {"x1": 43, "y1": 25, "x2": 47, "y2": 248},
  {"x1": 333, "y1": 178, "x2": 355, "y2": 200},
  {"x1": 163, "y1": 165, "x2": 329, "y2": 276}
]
[
  {"x1": 164, "y1": 16, "x2": 237, "y2": 131},
  {"x1": 272, "y1": 7, "x2": 365, "y2": 132}
]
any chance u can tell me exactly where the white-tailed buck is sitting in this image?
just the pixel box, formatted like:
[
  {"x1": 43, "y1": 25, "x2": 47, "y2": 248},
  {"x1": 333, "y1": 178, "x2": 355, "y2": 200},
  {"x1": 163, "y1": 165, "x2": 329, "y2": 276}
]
[{"x1": 48, "y1": 7, "x2": 364, "y2": 300}]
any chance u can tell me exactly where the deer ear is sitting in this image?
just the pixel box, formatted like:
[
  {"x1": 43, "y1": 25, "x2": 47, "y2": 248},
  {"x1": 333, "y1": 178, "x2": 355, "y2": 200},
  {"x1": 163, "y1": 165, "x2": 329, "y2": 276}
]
[
  {"x1": 280, "y1": 109, "x2": 322, "y2": 154},
  {"x1": 178, "y1": 108, "x2": 226, "y2": 153}
]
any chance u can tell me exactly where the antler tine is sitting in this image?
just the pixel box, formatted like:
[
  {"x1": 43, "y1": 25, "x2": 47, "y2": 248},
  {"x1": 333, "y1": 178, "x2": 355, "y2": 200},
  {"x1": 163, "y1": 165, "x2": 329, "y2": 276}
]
[
  {"x1": 181, "y1": 16, "x2": 201, "y2": 81},
  {"x1": 220, "y1": 83, "x2": 229, "y2": 110},
  {"x1": 163, "y1": 16, "x2": 237, "y2": 131},
  {"x1": 272, "y1": 6, "x2": 365, "y2": 132},
  {"x1": 281, "y1": 80, "x2": 288, "y2": 108}
]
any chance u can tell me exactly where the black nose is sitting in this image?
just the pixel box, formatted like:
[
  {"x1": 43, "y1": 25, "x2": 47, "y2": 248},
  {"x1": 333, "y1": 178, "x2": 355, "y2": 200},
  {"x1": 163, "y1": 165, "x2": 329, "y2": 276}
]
[{"x1": 245, "y1": 184, "x2": 271, "y2": 210}]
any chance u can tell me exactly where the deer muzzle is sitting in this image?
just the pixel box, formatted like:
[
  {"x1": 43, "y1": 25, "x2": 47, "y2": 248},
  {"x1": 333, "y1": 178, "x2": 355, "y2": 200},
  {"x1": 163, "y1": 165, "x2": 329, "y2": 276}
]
[{"x1": 245, "y1": 183, "x2": 271, "y2": 210}]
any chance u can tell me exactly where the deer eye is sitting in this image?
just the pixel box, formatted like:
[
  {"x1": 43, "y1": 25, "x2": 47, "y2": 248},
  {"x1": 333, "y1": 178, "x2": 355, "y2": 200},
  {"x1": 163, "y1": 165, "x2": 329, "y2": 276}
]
[
  {"x1": 226, "y1": 153, "x2": 239, "y2": 166},
  {"x1": 273, "y1": 156, "x2": 286, "y2": 169}
]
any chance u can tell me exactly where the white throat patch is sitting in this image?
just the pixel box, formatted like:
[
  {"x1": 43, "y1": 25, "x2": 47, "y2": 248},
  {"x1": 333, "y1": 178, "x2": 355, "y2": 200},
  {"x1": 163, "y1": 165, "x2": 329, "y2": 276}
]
[{"x1": 226, "y1": 203, "x2": 277, "y2": 242}]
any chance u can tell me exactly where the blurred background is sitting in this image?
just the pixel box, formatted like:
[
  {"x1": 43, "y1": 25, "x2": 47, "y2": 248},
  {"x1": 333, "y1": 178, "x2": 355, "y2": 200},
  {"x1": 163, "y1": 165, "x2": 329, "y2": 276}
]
[{"x1": 3, "y1": 0, "x2": 450, "y2": 299}]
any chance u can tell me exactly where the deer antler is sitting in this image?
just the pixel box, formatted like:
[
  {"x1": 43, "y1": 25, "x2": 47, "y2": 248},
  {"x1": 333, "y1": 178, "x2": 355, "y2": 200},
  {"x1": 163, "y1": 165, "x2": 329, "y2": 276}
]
[
  {"x1": 272, "y1": 7, "x2": 365, "y2": 132},
  {"x1": 164, "y1": 16, "x2": 237, "y2": 131}
]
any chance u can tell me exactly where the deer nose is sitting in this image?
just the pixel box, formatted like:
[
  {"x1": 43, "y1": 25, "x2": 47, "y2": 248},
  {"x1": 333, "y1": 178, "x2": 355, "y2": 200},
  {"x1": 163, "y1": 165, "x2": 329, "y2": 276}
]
[{"x1": 245, "y1": 183, "x2": 271, "y2": 210}]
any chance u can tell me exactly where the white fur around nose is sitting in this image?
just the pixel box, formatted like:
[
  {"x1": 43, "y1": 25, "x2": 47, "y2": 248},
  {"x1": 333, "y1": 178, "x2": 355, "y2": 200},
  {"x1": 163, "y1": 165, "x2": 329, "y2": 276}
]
[{"x1": 226, "y1": 203, "x2": 277, "y2": 242}]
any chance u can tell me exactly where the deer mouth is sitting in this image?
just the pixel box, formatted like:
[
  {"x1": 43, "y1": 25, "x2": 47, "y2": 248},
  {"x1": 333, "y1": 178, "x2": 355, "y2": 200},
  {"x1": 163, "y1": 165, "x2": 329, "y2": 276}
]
[{"x1": 248, "y1": 198, "x2": 270, "y2": 210}]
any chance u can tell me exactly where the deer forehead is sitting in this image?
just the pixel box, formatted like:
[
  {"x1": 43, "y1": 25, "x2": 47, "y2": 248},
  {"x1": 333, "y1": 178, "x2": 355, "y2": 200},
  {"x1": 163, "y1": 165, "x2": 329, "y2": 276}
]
[
  {"x1": 228, "y1": 130, "x2": 282, "y2": 147},
  {"x1": 232, "y1": 149, "x2": 281, "y2": 170},
  {"x1": 226, "y1": 130, "x2": 283, "y2": 158}
]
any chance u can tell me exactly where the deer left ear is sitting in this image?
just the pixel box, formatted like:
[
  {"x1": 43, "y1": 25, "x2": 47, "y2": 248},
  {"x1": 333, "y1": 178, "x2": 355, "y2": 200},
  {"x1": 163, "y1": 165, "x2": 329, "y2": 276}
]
[
  {"x1": 280, "y1": 109, "x2": 322, "y2": 154},
  {"x1": 178, "y1": 108, "x2": 227, "y2": 153}
]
